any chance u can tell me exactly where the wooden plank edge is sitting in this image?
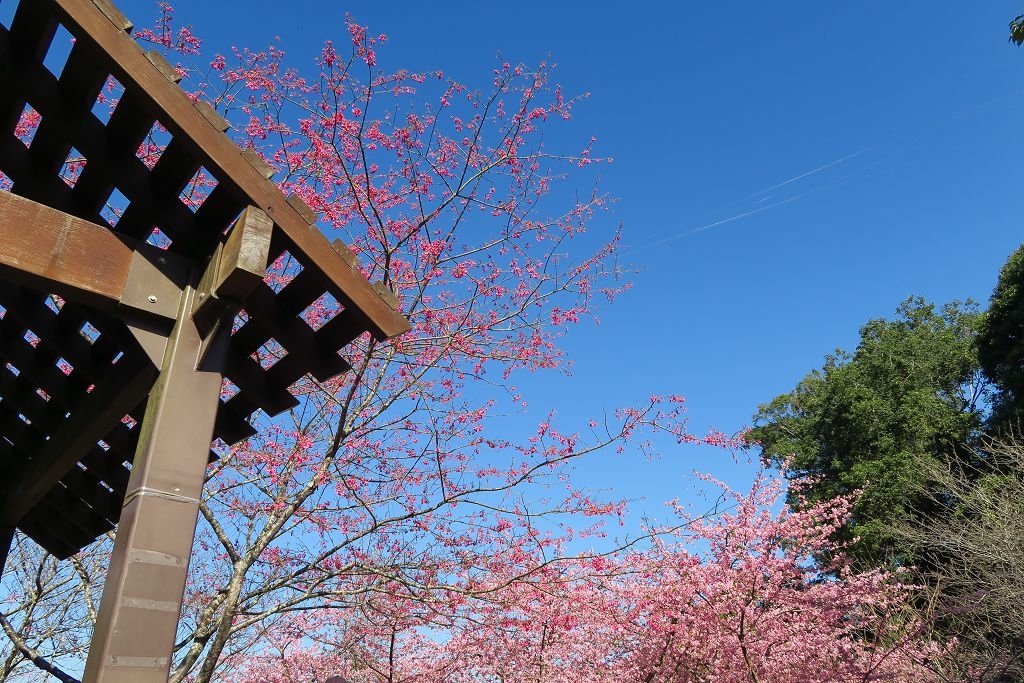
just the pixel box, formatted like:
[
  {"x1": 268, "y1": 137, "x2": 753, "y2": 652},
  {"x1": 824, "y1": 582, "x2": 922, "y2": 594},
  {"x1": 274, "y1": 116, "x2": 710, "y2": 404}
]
[
  {"x1": 49, "y1": 0, "x2": 411, "y2": 342},
  {"x1": 91, "y1": 0, "x2": 132, "y2": 33}
]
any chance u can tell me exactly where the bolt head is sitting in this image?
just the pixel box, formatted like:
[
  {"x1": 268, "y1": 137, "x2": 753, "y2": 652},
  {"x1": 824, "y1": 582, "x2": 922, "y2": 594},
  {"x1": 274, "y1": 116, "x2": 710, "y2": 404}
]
[{"x1": 147, "y1": 295, "x2": 158, "y2": 303}]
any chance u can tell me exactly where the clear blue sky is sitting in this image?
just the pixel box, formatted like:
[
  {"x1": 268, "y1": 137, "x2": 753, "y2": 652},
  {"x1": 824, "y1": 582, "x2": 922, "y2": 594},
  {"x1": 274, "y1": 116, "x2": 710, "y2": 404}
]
[{"x1": 121, "y1": 1, "x2": 1024, "y2": 528}]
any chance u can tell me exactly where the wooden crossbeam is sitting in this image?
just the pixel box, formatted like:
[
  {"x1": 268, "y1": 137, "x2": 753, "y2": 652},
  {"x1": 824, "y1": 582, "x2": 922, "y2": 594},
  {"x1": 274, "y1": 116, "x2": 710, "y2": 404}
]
[
  {"x1": 47, "y1": 0, "x2": 410, "y2": 342},
  {"x1": 0, "y1": 190, "x2": 133, "y2": 310},
  {"x1": 0, "y1": 191, "x2": 187, "y2": 323},
  {"x1": 192, "y1": 206, "x2": 274, "y2": 368},
  {"x1": 0, "y1": 352, "x2": 157, "y2": 528},
  {"x1": 192, "y1": 206, "x2": 273, "y2": 334}
]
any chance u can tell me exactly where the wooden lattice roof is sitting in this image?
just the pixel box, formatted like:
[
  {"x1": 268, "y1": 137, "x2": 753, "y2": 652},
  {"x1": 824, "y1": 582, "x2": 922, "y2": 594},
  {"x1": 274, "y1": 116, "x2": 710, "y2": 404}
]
[{"x1": 0, "y1": 0, "x2": 408, "y2": 558}]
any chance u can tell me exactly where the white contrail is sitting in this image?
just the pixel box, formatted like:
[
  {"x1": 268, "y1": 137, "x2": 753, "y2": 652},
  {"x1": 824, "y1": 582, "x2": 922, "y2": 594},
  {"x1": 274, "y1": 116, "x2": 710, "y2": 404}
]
[
  {"x1": 641, "y1": 192, "x2": 811, "y2": 250},
  {"x1": 636, "y1": 147, "x2": 871, "y2": 250},
  {"x1": 635, "y1": 83, "x2": 1024, "y2": 252},
  {"x1": 658, "y1": 147, "x2": 870, "y2": 231},
  {"x1": 750, "y1": 147, "x2": 871, "y2": 197}
]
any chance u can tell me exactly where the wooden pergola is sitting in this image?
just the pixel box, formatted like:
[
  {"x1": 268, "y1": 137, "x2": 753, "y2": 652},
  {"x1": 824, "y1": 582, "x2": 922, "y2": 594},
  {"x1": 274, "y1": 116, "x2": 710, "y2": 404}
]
[{"x1": 0, "y1": 1, "x2": 409, "y2": 680}]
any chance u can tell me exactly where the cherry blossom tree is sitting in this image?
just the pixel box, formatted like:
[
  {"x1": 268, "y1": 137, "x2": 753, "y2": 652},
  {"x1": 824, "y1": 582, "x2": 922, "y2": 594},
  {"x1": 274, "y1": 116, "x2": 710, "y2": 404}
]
[
  {"x1": 0, "y1": 534, "x2": 102, "y2": 683},
  {"x1": 2, "y1": 4, "x2": 739, "y2": 682},
  {"x1": 226, "y1": 473, "x2": 957, "y2": 683}
]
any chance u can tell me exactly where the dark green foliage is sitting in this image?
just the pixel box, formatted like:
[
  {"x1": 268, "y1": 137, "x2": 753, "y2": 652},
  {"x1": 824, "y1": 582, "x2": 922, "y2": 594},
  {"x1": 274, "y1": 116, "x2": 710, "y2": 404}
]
[
  {"x1": 977, "y1": 243, "x2": 1024, "y2": 430},
  {"x1": 747, "y1": 235, "x2": 1024, "y2": 667},
  {"x1": 748, "y1": 297, "x2": 985, "y2": 569},
  {"x1": 1012, "y1": 15, "x2": 1024, "y2": 45}
]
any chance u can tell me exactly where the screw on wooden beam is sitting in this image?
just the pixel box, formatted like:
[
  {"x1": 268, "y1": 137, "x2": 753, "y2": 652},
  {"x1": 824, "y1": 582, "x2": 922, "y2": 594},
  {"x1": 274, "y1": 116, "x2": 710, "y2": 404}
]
[
  {"x1": 145, "y1": 50, "x2": 182, "y2": 83},
  {"x1": 91, "y1": 0, "x2": 133, "y2": 33},
  {"x1": 242, "y1": 149, "x2": 274, "y2": 180},
  {"x1": 119, "y1": 243, "x2": 190, "y2": 326},
  {"x1": 195, "y1": 101, "x2": 230, "y2": 133},
  {"x1": 287, "y1": 194, "x2": 317, "y2": 225}
]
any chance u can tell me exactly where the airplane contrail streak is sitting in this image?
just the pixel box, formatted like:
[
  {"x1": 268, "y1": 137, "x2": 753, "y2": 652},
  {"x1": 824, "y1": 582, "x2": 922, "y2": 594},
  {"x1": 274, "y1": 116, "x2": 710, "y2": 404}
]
[
  {"x1": 635, "y1": 147, "x2": 875, "y2": 250},
  {"x1": 751, "y1": 147, "x2": 872, "y2": 196},
  {"x1": 634, "y1": 81, "x2": 1024, "y2": 254},
  {"x1": 635, "y1": 147, "x2": 873, "y2": 252},
  {"x1": 640, "y1": 192, "x2": 811, "y2": 250}
]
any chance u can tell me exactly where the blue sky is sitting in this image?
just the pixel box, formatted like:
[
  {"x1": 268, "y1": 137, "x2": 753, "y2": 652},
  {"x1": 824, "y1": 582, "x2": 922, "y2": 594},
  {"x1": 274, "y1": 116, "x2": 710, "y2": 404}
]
[{"x1": 120, "y1": 1, "x2": 1024, "y2": 528}]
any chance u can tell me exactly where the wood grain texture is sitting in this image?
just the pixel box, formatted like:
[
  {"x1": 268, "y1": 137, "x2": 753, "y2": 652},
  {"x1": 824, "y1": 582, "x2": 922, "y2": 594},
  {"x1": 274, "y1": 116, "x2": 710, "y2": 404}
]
[{"x1": 0, "y1": 191, "x2": 134, "y2": 308}]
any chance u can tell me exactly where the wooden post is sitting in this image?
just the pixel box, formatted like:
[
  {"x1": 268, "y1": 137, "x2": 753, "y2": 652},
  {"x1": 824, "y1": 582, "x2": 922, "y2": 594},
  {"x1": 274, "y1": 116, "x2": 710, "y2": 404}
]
[
  {"x1": 82, "y1": 283, "x2": 224, "y2": 683},
  {"x1": 83, "y1": 209, "x2": 271, "y2": 682},
  {"x1": 0, "y1": 527, "x2": 13, "y2": 578}
]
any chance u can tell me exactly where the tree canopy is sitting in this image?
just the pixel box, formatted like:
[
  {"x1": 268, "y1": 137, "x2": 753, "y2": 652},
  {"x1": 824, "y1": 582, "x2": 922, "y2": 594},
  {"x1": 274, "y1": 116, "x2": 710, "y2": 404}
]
[
  {"x1": 977, "y1": 243, "x2": 1024, "y2": 429},
  {"x1": 228, "y1": 476, "x2": 948, "y2": 683},
  {"x1": 1011, "y1": 15, "x2": 1024, "y2": 45},
  {"x1": 748, "y1": 297, "x2": 985, "y2": 568}
]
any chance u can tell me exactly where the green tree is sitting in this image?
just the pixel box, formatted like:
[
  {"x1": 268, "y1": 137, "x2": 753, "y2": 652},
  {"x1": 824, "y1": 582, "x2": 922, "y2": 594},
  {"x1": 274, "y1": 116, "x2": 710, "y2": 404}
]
[
  {"x1": 748, "y1": 297, "x2": 986, "y2": 569},
  {"x1": 977, "y1": 243, "x2": 1024, "y2": 430},
  {"x1": 1011, "y1": 15, "x2": 1024, "y2": 45}
]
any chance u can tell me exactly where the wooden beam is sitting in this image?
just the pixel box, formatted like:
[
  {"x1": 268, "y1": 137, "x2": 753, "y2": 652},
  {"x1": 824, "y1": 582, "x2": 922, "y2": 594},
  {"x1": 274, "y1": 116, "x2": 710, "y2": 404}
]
[
  {"x1": 192, "y1": 206, "x2": 273, "y2": 366},
  {"x1": 0, "y1": 353, "x2": 158, "y2": 528},
  {"x1": 0, "y1": 191, "x2": 187, "y2": 323},
  {"x1": 0, "y1": 190, "x2": 133, "y2": 309},
  {"x1": 48, "y1": 0, "x2": 411, "y2": 341},
  {"x1": 192, "y1": 206, "x2": 273, "y2": 334}
]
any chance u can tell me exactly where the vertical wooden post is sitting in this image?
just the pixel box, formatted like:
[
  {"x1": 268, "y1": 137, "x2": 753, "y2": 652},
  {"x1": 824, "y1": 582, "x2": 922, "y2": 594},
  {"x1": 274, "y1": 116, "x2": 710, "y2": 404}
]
[
  {"x1": 0, "y1": 527, "x2": 13, "y2": 578},
  {"x1": 83, "y1": 284, "x2": 225, "y2": 683}
]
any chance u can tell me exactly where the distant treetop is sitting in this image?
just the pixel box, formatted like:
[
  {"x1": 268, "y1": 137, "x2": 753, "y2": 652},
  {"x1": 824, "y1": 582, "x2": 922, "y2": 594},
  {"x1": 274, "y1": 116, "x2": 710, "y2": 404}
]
[{"x1": 1011, "y1": 15, "x2": 1024, "y2": 45}]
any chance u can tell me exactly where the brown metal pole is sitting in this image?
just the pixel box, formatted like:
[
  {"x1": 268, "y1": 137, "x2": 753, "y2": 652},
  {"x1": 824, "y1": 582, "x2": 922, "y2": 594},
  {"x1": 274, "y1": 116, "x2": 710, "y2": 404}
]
[{"x1": 83, "y1": 284, "x2": 226, "y2": 683}]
